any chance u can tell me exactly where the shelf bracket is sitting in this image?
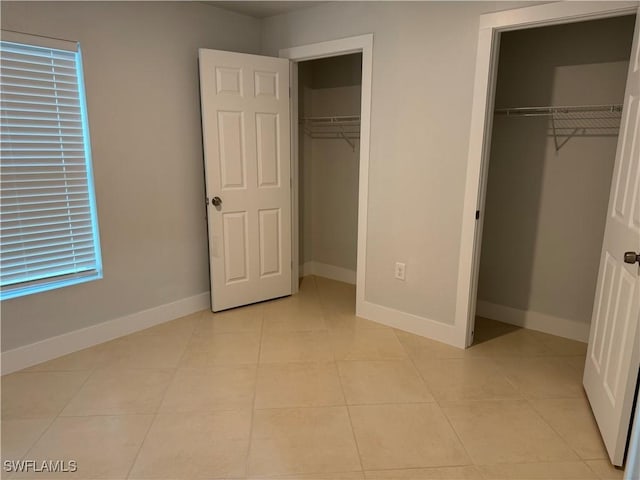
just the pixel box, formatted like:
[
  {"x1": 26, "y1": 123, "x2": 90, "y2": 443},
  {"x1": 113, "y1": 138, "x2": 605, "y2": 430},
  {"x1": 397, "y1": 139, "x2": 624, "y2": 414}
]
[
  {"x1": 551, "y1": 115, "x2": 581, "y2": 151},
  {"x1": 340, "y1": 129, "x2": 355, "y2": 151}
]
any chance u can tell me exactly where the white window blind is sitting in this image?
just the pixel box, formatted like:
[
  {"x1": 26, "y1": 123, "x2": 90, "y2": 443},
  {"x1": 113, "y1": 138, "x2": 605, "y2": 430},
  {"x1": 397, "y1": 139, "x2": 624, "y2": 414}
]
[{"x1": 1, "y1": 35, "x2": 102, "y2": 300}]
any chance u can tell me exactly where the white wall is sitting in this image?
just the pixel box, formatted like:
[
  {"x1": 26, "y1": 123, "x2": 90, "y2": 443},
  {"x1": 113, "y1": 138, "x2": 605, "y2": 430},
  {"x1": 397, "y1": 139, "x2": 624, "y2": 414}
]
[
  {"x1": 477, "y1": 16, "x2": 635, "y2": 333},
  {"x1": 263, "y1": 1, "x2": 536, "y2": 324},
  {"x1": 299, "y1": 54, "x2": 361, "y2": 275},
  {"x1": 0, "y1": 1, "x2": 261, "y2": 351}
]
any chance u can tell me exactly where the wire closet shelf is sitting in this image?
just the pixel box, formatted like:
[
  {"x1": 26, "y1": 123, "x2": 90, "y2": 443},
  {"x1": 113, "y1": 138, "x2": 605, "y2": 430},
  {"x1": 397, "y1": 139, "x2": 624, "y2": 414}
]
[
  {"x1": 301, "y1": 115, "x2": 360, "y2": 151},
  {"x1": 494, "y1": 104, "x2": 623, "y2": 151}
]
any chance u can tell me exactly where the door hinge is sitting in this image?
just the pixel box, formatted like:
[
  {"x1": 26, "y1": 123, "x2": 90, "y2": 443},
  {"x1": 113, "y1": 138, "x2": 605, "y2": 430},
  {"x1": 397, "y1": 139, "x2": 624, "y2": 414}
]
[{"x1": 475, "y1": 210, "x2": 480, "y2": 220}]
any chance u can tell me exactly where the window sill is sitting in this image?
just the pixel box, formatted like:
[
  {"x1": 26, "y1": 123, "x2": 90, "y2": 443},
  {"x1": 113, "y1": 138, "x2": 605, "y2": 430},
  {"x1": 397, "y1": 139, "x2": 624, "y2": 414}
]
[{"x1": 1, "y1": 271, "x2": 103, "y2": 301}]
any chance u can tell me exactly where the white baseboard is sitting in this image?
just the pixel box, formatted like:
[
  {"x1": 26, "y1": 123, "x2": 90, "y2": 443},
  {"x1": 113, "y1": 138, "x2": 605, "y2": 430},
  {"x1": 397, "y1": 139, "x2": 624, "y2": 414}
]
[
  {"x1": 301, "y1": 261, "x2": 356, "y2": 285},
  {"x1": 302, "y1": 262, "x2": 463, "y2": 348},
  {"x1": 476, "y1": 300, "x2": 590, "y2": 342},
  {"x1": 1, "y1": 292, "x2": 211, "y2": 375},
  {"x1": 301, "y1": 262, "x2": 463, "y2": 346},
  {"x1": 357, "y1": 300, "x2": 466, "y2": 348}
]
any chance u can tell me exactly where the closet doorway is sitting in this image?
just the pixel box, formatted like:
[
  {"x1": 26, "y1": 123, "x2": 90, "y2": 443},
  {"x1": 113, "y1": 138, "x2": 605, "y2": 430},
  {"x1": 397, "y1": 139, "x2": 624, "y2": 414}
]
[
  {"x1": 458, "y1": 2, "x2": 639, "y2": 467},
  {"x1": 475, "y1": 16, "x2": 636, "y2": 344},
  {"x1": 297, "y1": 53, "x2": 361, "y2": 302},
  {"x1": 280, "y1": 35, "x2": 373, "y2": 316}
]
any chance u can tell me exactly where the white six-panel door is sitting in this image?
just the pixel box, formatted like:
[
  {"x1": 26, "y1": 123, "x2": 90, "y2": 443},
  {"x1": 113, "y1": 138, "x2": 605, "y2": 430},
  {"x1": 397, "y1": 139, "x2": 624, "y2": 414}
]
[
  {"x1": 199, "y1": 49, "x2": 291, "y2": 311},
  {"x1": 584, "y1": 15, "x2": 640, "y2": 466}
]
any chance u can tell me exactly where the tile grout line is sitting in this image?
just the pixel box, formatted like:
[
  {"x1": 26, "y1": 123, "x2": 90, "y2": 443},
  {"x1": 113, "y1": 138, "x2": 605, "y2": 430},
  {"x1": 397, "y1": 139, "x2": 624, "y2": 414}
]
[
  {"x1": 247, "y1": 467, "x2": 364, "y2": 480},
  {"x1": 394, "y1": 327, "x2": 477, "y2": 471},
  {"x1": 4, "y1": 290, "x2": 606, "y2": 479},
  {"x1": 123, "y1": 412, "x2": 158, "y2": 480},
  {"x1": 18, "y1": 364, "x2": 97, "y2": 460},
  {"x1": 583, "y1": 459, "x2": 614, "y2": 480},
  {"x1": 327, "y1": 277, "x2": 367, "y2": 476},
  {"x1": 489, "y1": 348, "x2": 596, "y2": 463},
  {"x1": 245, "y1": 303, "x2": 266, "y2": 478},
  {"x1": 253, "y1": 400, "x2": 438, "y2": 412},
  {"x1": 8, "y1": 415, "x2": 57, "y2": 468},
  {"x1": 297, "y1": 276, "x2": 367, "y2": 475},
  {"x1": 124, "y1": 310, "x2": 201, "y2": 479},
  {"x1": 523, "y1": 394, "x2": 596, "y2": 464},
  {"x1": 460, "y1": 353, "x2": 606, "y2": 471},
  {"x1": 5, "y1": 312, "x2": 203, "y2": 472},
  {"x1": 400, "y1": 322, "x2": 597, "y2": 473}
]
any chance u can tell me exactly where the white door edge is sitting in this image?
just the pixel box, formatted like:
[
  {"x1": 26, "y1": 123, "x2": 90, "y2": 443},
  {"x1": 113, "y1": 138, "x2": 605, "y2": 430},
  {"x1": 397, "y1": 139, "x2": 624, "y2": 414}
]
[{"x1": 199, "y1": 49, "x2": 292, "y2": 311}]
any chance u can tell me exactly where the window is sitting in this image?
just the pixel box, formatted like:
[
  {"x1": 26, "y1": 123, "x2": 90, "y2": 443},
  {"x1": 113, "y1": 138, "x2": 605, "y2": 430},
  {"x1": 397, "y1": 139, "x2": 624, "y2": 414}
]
[{"x1": 1, "y1": 32, "x2": 102, "y2": 300}]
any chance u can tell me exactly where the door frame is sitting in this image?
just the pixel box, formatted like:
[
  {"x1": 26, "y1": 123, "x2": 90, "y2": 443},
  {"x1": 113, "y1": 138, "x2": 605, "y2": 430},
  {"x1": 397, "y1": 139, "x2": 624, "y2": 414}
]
[
  {"x1": 280, "y1": 34, "x2": 373, "y2": 316},
  {"x1": 454, "y1": 1, "x2": 639, "y2": 348}
]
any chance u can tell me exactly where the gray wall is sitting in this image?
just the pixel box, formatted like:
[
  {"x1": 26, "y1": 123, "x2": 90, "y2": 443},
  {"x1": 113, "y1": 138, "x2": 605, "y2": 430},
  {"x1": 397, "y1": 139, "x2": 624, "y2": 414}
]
[
  {"x1": 263, "y1": 1, "x2": 537, "y2": 323},
  {"x1": 1, "y1": 2, "x2": 262, "y2": 351},
  {"x1": 2, "y1": 1, "x2": 568, "y2": 352},
  {"x1": 477, "y1": 16, "x2": 635, "y2": 325},
  {"x1": 299, "y1": 54, "x2": 361, "y2": 272}
]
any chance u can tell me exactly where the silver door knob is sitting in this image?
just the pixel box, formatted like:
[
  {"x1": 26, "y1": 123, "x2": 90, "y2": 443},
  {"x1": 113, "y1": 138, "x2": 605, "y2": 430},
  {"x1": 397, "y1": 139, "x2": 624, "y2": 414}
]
[
  {"x1": 624, "y1": 251, "x2": 640, "y2": 265},
  {"x1": 211, "y1": 196, "x2": 222, "y2": 207}
]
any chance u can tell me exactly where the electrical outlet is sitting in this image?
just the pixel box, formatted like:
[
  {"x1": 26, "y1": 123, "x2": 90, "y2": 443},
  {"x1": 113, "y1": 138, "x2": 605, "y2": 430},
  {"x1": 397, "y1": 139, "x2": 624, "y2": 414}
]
[{"x1": 394, "y1": 262, "x2": 406, "y2": 281}]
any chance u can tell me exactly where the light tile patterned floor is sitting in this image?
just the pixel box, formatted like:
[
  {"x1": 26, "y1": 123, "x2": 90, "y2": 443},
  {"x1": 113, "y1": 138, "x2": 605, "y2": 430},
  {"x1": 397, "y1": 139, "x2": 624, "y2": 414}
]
[{"x1": 1, "y1": 276, "x2": 625, "y2": 479}]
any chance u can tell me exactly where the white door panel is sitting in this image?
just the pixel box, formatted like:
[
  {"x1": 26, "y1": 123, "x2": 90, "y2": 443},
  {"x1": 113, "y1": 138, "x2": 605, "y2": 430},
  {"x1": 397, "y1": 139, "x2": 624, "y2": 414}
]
[
  {"x1": 584, "y1": 14, "x2": 640, "y2": 467},
  {"x1": 199, "y1": 49, "x2": 292, "y2": 311}
]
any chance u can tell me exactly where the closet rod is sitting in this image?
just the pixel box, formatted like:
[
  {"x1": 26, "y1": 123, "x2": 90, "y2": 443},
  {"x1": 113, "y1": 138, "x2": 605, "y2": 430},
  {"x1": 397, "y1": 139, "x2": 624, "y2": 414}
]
[
  {"x1": 301, "y1": 115, "x2": 360, "y2": 151},
  {"x1": 495, "y1": 104, "x2": 623, "y2": 117},
  {"x1": 301, "y1": 115, "x2": 360, "y2": 123}
]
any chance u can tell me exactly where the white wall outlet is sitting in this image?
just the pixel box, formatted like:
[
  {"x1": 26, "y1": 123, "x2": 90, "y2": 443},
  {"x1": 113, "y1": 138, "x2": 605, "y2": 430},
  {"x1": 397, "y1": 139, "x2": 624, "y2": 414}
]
[{"x1": 394, "y1": 262, "x2": 406, "y2": 281}]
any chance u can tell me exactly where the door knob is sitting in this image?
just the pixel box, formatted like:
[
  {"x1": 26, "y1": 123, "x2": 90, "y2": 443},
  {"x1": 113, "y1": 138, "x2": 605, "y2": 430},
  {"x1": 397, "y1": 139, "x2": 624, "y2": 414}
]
[
  {"x1": 623, "y1": 251, "x2": 640, "y2": 265},
  {"x1": 211, "y1": 196, "x2": 222, "y2": 207}
]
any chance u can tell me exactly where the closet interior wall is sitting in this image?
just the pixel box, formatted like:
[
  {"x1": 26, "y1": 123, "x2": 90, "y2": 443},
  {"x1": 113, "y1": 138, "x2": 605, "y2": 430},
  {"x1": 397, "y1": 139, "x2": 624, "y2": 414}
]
[
  {"x1": 298, "y1": 54, "x2": 362, "y2": 282},
  {"x1": 477, "y1": 15, "x2": 636, "y2": 340}
]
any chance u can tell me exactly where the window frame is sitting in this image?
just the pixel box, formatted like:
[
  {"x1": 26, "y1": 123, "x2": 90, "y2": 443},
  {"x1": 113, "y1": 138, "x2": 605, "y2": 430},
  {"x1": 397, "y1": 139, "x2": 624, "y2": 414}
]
[{"x1": 0, "y1": 31, "x2": 102, "y2": 300}]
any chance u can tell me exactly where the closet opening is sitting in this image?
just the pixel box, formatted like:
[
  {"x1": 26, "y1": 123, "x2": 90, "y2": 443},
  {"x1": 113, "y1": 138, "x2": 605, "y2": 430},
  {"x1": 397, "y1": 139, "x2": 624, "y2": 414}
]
[
  {"x1": 294, "y1": 52, "x2": 363, "y2": 308},
  {"x1": 281, "y1": 34, "x2": 373, "y2": 320},
  {"x1": 472, "y1": 15, "x2": 636, "y2": 348},
  {"x1": 459, "y1": 4, "x2": 638, "y2": 466}
]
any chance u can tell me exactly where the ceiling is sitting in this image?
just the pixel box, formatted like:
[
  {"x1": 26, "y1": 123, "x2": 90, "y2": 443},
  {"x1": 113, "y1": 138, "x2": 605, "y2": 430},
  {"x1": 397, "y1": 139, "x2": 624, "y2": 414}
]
[{"x1": 205, "y1": 1, "x2": 323, "y2": 19}]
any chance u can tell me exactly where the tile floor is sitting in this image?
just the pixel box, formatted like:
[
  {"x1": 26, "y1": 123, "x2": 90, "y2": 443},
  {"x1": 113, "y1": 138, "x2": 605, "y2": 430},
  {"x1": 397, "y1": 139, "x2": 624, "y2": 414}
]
[{"x1": 1, "y1": 276, "x2": 626, "y2": 479}]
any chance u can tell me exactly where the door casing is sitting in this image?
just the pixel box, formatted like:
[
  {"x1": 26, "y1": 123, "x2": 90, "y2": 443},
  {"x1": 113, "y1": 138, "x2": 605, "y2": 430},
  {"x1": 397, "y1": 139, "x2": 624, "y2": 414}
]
[{"x1": 279, "y1": 34, "x2": 374, "y2": 317}]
